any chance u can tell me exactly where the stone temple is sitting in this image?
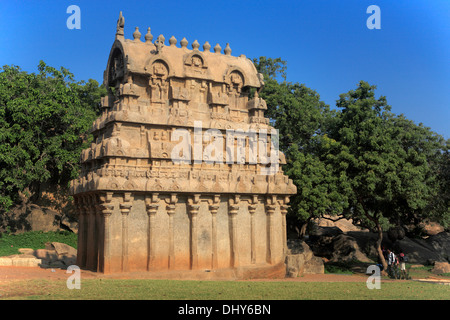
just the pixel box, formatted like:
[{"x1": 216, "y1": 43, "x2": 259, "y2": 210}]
[{"x1": 70, "y1": 12, "x2": 296, "y2": 278}]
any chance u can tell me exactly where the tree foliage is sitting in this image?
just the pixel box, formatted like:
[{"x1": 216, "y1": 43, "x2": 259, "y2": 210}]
[
  {"x1": 253, "y1": 57, "x2": 347, "y2": 234},
  {"x1": 254, "y1": 57, "x2": 448, "y2": 267},
  {"x1": 325, "y1": 80, "x2": 447, "y2": 267},
  {"x1": 0, "y1": 61, "x2": 105, "y2": 211}
]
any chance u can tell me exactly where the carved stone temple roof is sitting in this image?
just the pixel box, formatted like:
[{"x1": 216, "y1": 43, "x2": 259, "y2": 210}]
[
  {"x1": 70, "y1": 12, "x2": 296, "y2": 197},
  {"x1": 105, "y1": 31, "x2": 263, "y2": 90}
]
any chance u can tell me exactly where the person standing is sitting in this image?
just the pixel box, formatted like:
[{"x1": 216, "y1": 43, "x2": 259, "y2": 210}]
[
  {"x1": 387, "y1": 248, "x2": 396, "y2": 278},
  {"x1": 398, "y1": 252, "x2": 408, "y2": 279}
]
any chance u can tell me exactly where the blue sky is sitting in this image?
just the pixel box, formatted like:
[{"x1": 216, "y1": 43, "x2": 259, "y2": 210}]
[{"x1": 1, "y1": 0, "x2": 449, "y2": 138}]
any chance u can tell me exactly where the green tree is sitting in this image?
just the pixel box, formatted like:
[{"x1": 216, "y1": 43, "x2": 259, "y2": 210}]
[
  {"x1": 0, "y1": 61, "x2": 105, "y2": 212},
  {"x1": 253, "y1": 57, "x2": 348, "y2": 236},
  {"x1": 427, "y1": 138, "x2": 450, "y2": 230},
  {"x1": 328, "y1": 81, "x2": 446, "y2": 269}
]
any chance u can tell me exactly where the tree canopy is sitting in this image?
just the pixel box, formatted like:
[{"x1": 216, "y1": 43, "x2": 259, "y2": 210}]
[
  {"x1": 0, "y1": 61, "x2": 105, "y2": 211},
  {"x1": 253, "y1": 57, "x2": 349, "y2": 234},
  {"x1": 253, "y1": 57, "x2": 449, "y2": 267}
]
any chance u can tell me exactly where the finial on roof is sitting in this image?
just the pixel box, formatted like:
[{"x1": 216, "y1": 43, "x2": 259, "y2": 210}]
[
  {"x1": 203, "y1": 41, "x2": 211, "y2": 52},
  {"x1": 180, "y1": 37, "x2": 188, "y2": 48},
  {"x1": 224, "y1": 43, "x2": 231, "y2": 55},
  {"x1": 169, "y1": 36, "x2": 177, "y2": 46},
  {"x1": 145, "y1": 27, "x2": 153, "y2": 43},
  {"x1": 155, "y1": 34, "x2": 165, "y2": 53},
  {"x1": 192, "y1": 40, "x2": 200, "y2": 50},
  {"x1": 116, "y1": 11, "x2": 125, "y2": 39},
  {"x1": 214, "y1": 43, "x2": 221, "y2": 54},
  {"x1": 133, "y1": 27, "x2": 141, "y2": 42}
]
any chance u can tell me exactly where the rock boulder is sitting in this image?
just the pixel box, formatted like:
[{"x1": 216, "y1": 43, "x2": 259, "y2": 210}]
[
  {"x1": 432, "y1": 262, "x2": 450, "y2": 275},
  {"x1": 285, "y1": 240, "x2": 324, "y2": 277}
]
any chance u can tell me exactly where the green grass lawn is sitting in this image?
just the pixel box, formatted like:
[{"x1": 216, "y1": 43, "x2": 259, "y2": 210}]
[
  {"x1": 0, "y1": 230, "x2": 77, "y2": 256},
  {"x1": 1, "y1": 231, "x2": 449, "y2": 300},
  {"x1": 1, "y1": 278, "x2": 449, "y2": 300}
]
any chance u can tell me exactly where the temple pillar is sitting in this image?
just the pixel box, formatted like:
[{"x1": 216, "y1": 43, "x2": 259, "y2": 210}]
[
  {"x1": 75, "y1": 196, "x2": 87, "y2": 268},
  {"x1": 94, "y1": 201, "x2": 102, "y2": 272},
  {"x1": 187, "y1": 194, "x2": 201, "y2": 270},
  {"x1": 85, "y1": 195, "x2": 97, "y2": 271},
  {"x1": 145, "y1": 193, "x2": 160, "y2": 270},
  {"x1": 119, "y1": 192, "x2": 133, "y2": 272},
  {"x1": 265, "y1": 195, "x2": 277, "y2": 265},
  {"x1": 165, "y1": 193, "x2": 178, "y2": 269},
  {"x1": 228, "y1": 195, "x2": 240, "y2": 268},
  {"x1": 208, "y1": 195, "x2": 220, "y2": 269},
  {"x1": 94, "y1": 200, "x2": 104, "y2": 273},
  {"x1": 279, "y1": 196, "x2": 290, "y2": 256},
  {"x1": 248, "y1": 195, "x2": 258, "y2": 264},
  {"x1": 99, "y1": 192, "x2": 114, "y2": 274}
]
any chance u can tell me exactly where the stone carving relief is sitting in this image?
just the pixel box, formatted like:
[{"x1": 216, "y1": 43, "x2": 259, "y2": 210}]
[
  {"x1": 149, "y1": 60, "x2": 169, "y2": 104},
  {"x1": 71, "y1": 13, "x2": 296, "y2": 277}
]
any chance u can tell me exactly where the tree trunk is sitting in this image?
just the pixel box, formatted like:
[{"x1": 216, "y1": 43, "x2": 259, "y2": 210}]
[
  {"x1": 375, "y1": 221, "x2": 387, "y2": 271},
  {"x1": 299, "y1": 222, "x2": 308, "y2": 238},
  {"x1": 299, "y1": 216, "x2": 312, "y2": 238}
]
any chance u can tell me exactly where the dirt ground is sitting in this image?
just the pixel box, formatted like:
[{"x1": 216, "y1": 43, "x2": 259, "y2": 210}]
[{"x1": 0, "y1": 266, "x2": 369, "y2": 283}]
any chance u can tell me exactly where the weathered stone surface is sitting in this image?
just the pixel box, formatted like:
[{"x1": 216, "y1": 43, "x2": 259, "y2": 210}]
[
  {"x1": 50, "y1": 242, "x2": 77, "y2": 257},
  {"x1": 35, "y1": 243, "x2": 77, "y2": 267},
  {"x1": 0, "y1": 204, "x2": 71, "y2": 234},
  {"x1": 18, "y1": 248, "x2": 35, "y2": 255},
  {"x1": 315, "y1": 215, "x2": 367, "y2": 233},
  {"x1": 308, "y1": 233, "x2": 372, "y2": 263},
  {"x1": 331, "y1": 234, "x2": 372, "y2": 263},
  {"x1": 285, "y1": 240, "x2": 324, "y2": 277},
  {"x1": 421, "y1": 221, "x2": 445, "y2": 236},
  {"x1": 393, "y1": 232, "x2": 450, "y2": 265},
  {"x1": 0, "y1": 257, "x2": 13, "y2": 266},
  {"x1": 303, "y1": 256, "x2": 325, "y2": 274},
  {"x1": 432, "y1": 262, "x2": 450, "y2": 275},
  {"x1": 34, "y1": 249, "x2": 58, "y2": 261},
  {"x1": 69, "y1": 13, "x2": 295, "y2": 278},
  {"x1": 0, "y1": 254, "x2": 42, "y2": 267}
]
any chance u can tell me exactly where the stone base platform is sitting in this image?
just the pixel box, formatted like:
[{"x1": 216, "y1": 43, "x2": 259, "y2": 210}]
[{"x1": 86, "y1": 262, "x2": 286, "y2": 281}]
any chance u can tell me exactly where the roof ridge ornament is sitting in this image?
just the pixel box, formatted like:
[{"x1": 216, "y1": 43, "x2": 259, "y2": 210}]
[
  {"x1": 116, "y1": 11, "x2": 125, "y2": 39},
  {"x1": 192, "y1": 40, "x2": 200, "y2": 51},
  {"x1": 214, "y1": 43, "x2": 221, "y2": 54},
  {"x1": 133, "y1": 27, "x2": 141, "y2": 42},
  {"x1": 180, "y1": 37, "x2": 188, "y2": 49},
  {"x1": 155, "y1": 34, "x2": 165, "y2": 53},
  {"x1": 145, "y1": 27, "x2": 153, "y2": 43},
  {"x1": 224, "y1": 43, "x2": 232, "y2": 56},
  {"x1": 203, "y1": 41, "x2": 211, "y2": 52},
  {"x1": 169, "y1": 36, "x2": 177, "y2": 47}
]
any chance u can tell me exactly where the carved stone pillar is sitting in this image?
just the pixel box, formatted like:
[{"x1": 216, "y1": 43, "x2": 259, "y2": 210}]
[
  {"x1": 248, "y1": 195, "x2": 258, "y2": 265},
  {"x1": 279, "y1": 196, "x2": 290, "y2": 256},
  {"x1": 265, "y1": 195, "x2": 277, "y2": 265},
  {"x1": 75, "y1": 196, "x2": 87, "y2": 268},
  {"x1": 119, "y1": 192, "x2": 133, "y2": 272},
  {"x1": 228, "y1": 195, "x2": 240, "y2": 268},
  {"x1": 208, "y1": 195, "x2": 220, "y2": 269},
  {"x1": 94, "y1": 200, "x2": 104, "y2": 273},
  {"x1": 94, "y1": 200, "x2": 102, "y2": 272},
  {"x1": 145, "y1": 193, "x2": 159, "y2": 270},
  {"x1": 187, "y1": 194, "x2": 201, "y2": 270},
  {"x1": 85, "y1": 195, "x2": 96, "y2": 271},
  {"x1": 99, "y1": 192, "x2": 114, "y2": 273},
  {"x1": 165, "y1": 193, "x2": 178, "y2": 269}
]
